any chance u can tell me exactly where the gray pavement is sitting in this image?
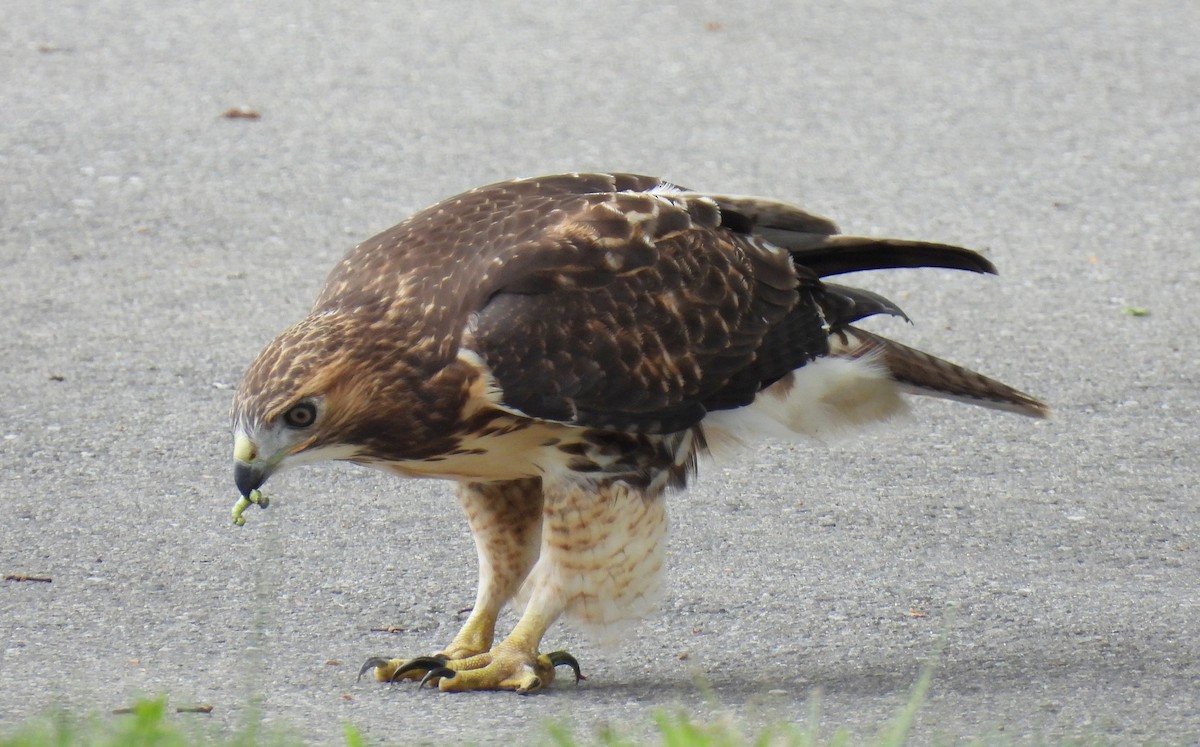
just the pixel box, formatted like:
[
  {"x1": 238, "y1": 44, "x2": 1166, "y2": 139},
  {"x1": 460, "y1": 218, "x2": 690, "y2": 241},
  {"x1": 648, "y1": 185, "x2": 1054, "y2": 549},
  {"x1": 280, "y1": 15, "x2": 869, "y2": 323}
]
[{"x1": 2, "y1": 1, "x2": 1198, "y2": 744}]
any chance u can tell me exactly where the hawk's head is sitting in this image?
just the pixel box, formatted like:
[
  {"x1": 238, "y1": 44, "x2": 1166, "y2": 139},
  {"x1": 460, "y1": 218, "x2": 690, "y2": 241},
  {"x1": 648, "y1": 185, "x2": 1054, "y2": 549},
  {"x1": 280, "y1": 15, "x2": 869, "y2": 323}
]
[
  {"x1": 230, "y1": 315, "x2": 369, "y2": 497},
  {"x1": 230, "y1": 312, "x2": 474, "y2": 497}
]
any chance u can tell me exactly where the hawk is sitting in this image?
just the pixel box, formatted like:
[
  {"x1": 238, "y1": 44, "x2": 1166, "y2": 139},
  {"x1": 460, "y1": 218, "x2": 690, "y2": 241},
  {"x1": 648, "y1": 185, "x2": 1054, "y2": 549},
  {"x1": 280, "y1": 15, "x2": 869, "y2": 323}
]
[{"x1": 231, "y1": 173, "x2": 1046, "y2": 693}]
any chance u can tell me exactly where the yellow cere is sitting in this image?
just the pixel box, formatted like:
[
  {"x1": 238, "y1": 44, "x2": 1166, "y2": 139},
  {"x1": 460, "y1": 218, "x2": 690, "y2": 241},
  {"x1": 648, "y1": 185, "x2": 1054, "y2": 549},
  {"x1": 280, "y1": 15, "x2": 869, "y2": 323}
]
[
  {"x1": 233, "y1": 434, "x2": 256, "y2": 462},
  {"x1": 230, "y1": 489, "x2": 270, "y2": 526}
]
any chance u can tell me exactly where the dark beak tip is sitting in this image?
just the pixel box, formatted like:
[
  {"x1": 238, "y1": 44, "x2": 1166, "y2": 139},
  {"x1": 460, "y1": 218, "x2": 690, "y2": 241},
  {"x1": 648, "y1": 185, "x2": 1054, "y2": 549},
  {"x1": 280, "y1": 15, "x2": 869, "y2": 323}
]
[{"x1": 234, "y1": 462, "x2": 264, "y2": 498}]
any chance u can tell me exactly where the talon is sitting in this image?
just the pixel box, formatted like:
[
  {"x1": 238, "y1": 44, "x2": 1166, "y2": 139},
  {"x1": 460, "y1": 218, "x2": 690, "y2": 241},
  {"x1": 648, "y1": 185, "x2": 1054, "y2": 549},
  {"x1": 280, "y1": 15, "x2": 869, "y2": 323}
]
[
  {"x1": 515, "y1": 675, "x2": 542, "y2": 695},
  {"x1": 546, "y1": 650, "x2": 585, "y2": 683},
  {"x1": 418, "y1": 666, "x2": 456, "y2": 689},
  {"x1": 357, "y1": 657, "x2": 391, "y2": 682},
  {"x1": 393, "y1": 655, "x2": 450, "y2": 682}
]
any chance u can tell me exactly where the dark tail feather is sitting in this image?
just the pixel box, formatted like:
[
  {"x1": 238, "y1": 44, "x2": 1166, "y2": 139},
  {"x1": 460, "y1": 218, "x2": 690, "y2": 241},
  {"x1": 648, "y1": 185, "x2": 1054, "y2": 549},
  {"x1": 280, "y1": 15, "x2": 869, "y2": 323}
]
[
  {"x1": 687, "y1": 191, "x2": 995, "y2": 278},
  {"x1": 831, "y1": 326, "x2": 1049, "y2": 418},
  {"x1": 690, "y1": 191, "x2": 1040, "y2": 413},
  {"x1": 772, "y1": 234, "x2": 997, "y2": 278}
]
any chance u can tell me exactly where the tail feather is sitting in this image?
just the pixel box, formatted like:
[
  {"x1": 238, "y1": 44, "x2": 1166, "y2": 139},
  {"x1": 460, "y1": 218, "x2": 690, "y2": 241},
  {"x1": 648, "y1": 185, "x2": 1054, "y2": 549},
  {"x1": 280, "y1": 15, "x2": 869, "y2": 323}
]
[
  {"x1": 830, "y1": 326, "x2": 1049, "y2": 418},
  {"x1": 780, "y1": 235, "x2": 998, "y2": 278},
  {"x1": 685, "y1": 191, "x2": 1045, "y2": 418},
  {"x1": 684, "y1": 191, "x2": 995, "y2": 277}
]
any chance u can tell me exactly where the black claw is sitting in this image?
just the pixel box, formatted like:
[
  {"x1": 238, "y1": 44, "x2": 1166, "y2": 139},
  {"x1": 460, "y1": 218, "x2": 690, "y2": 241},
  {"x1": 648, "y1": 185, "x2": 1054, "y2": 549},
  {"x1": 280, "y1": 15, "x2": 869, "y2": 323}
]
[
  {"x1": 392, "y1": 654, "x2": 450, "y2": 682},
  {"x1": 516, "y1": 676, "x2": 541, "y2": 695},
  {"x1": 417, "y1": 666, "x2": 456, "y2": 689},
  {"x1": 357, "y1": 656, "x2": 391, "y2": 682},
  {"x1": 546, "y1": 650, "x2": 585, "y2": 683}
]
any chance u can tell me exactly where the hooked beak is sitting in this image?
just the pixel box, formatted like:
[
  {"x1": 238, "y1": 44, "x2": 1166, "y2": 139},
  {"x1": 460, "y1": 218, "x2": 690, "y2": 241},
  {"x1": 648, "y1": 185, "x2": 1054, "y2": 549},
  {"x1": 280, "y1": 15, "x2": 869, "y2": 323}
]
[
  {"x1": 233, "y1": 434, "x2": 269, "y2": 497},
  {"x1": 234, "y1": 461, "x2": 266, "y2": 498}
]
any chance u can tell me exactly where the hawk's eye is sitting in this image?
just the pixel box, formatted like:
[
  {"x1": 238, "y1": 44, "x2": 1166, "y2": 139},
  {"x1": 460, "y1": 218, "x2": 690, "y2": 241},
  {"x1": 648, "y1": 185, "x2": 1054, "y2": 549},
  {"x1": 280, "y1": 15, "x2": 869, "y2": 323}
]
[{"x1": 282, "y1": 402, "x2": 317, "y2": 429}]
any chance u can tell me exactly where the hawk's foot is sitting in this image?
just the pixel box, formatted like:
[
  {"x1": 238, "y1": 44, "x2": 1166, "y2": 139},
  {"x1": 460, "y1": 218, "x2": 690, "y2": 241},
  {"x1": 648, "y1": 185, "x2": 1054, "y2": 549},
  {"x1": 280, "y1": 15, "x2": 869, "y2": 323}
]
[
  {"x1": 359, "y1": 648, "x2": 583, "y2": 693},
  {"x1": 429, "y1": 645, "x2": 583, "y2": 693}
]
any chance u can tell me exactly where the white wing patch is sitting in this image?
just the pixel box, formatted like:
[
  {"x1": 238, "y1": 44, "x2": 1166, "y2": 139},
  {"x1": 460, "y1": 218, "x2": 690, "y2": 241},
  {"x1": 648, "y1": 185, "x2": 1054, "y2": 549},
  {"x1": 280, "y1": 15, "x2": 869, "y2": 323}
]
[{"x1": 704, "y1": 355, "x2": 910, "y2": 453}]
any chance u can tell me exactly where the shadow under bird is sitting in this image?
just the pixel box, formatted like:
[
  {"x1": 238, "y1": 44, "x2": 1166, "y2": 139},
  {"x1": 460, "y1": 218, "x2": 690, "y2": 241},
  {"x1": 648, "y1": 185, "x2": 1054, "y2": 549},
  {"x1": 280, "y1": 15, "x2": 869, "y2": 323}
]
[{"x1": 230, "y1": 172, "x2": 1047, "y2": 693}]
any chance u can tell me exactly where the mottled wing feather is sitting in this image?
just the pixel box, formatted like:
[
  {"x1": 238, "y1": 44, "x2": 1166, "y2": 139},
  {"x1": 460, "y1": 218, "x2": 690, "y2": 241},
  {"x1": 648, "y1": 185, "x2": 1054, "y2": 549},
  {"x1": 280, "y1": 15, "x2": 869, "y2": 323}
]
[
  {"x1": 307, "y1": 171, "x2": 1005, "y2": 436},
  {"x1": 313, "y1": 174, "x2": 669, "y2": 316},
  {"x1": 465, "y1": 192, "x2": 803, "y2": 432},
  {"x1": 673, "y1": 192, "x2": 841, "y2": 235}
]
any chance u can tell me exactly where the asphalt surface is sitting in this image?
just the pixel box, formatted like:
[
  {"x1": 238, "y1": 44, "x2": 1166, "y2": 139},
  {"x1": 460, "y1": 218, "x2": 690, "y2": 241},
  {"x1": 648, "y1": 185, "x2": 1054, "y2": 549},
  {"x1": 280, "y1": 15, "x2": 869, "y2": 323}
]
[{"x1": 2, "y1": 2, "x2": 1198, "y2": 744}]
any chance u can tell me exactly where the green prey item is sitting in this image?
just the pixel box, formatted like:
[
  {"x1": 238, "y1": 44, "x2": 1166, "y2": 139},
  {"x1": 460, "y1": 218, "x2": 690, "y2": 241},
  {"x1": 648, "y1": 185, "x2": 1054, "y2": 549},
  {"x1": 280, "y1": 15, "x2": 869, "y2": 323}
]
[{"x1": 231, "y1": 489, "x2": 270, "y2": 526}]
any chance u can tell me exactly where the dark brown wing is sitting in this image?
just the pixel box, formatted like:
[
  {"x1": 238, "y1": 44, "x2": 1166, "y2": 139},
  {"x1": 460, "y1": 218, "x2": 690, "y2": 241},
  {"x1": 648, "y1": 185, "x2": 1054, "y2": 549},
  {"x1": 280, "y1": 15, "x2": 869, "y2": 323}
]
[
  {"x1": 460, "y1": 179, "x2": 995, "y2": 433},
  {"x1": 310, "y1": 172, "x2": 999, "y2": 434},
  {"x1": 314, "y1": 174, "x2": 686, "y2": 319},
  {"x1": 462, "y1": 186, "x2": 805, "y2": 433}
]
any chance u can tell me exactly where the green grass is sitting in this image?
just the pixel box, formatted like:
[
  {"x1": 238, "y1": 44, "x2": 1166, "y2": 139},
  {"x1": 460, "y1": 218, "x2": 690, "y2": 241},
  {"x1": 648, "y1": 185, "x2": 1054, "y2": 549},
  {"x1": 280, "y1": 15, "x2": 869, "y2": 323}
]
[
  {"x1": 0, "y1": 697, "x2": 337, "y2": 747},
  {"x1": 0, "y1": 665, "x2": 1130, "y2": 747},
  {"x1": 546, "y1": 666, "x2": 933, "y2": 747},
  {"x1": 0, "y1": 670, "x2": 933, "y2": 747}
]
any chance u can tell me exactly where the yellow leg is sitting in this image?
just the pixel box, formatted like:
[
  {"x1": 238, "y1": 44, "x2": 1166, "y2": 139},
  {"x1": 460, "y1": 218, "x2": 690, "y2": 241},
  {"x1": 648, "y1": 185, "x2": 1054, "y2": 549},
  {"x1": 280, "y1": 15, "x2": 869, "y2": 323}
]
[
  {"x1": 366, "y1": 479, "x2": 543, "y2": 683},
  {"x1": 368, "y1": 582, "x2": 578, "y2": 692},
  {"x1": 365, "y1": 475, "x2": 664, "y2": 692}
]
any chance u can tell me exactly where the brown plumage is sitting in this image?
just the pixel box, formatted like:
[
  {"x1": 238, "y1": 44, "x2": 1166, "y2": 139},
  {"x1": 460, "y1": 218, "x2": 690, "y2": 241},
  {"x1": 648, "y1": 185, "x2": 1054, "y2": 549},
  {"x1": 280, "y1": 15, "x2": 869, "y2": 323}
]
[{"x1": 231, "y1": 172, "x2": 1046, "y2": 692}]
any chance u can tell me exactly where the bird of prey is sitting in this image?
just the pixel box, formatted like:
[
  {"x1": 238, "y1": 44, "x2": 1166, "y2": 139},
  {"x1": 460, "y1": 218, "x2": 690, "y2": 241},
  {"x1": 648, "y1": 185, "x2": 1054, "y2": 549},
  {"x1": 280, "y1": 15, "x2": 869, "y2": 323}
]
[{"x1": 231, "y1": 172, "x2": 1046, "y2": 693}]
